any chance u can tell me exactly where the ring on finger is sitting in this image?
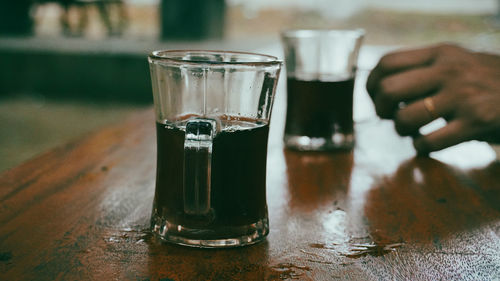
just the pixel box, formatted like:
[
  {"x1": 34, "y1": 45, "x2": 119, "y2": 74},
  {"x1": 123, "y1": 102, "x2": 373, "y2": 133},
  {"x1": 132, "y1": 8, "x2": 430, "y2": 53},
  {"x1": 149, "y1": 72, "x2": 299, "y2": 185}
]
[{"x1": 423, "y1": 96, "x2": 438, "y2": 120}]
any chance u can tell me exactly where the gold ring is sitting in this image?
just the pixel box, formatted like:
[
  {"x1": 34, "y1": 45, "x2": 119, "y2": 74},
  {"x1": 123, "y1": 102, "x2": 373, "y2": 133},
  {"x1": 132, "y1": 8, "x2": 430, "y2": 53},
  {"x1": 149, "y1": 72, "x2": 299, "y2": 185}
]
[{"x1": 423, "y1": 97, "x2": 438, "y2": 120}]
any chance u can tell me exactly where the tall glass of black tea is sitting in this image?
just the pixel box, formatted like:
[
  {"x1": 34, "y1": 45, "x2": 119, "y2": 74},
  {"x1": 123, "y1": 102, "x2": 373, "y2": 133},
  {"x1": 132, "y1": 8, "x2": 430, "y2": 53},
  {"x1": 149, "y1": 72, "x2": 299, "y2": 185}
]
[
  {"x1": 281, "y1": 29, "x2": 364, "y2": 151},
  {"x1": 148, "y1": 50, "x2": 282, "y2": 248}
]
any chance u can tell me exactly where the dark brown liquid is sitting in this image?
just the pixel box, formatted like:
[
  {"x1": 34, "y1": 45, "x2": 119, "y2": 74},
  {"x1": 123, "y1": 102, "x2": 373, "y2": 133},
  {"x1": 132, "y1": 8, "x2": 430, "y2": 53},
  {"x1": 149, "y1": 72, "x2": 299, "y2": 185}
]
[
  {"x1": 285, "y1": 77, "x2": 355, "y2": 138},
  {"x1": 152, "y1": 117, "x2": 269, "y2": 238}
]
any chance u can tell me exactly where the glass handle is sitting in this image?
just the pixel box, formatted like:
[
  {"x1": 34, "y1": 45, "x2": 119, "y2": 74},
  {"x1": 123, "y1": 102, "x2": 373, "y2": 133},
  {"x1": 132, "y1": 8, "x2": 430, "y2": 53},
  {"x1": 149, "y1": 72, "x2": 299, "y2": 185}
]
[{"x1": 183, "y1": 119, "x2": 216, "y2": 215}]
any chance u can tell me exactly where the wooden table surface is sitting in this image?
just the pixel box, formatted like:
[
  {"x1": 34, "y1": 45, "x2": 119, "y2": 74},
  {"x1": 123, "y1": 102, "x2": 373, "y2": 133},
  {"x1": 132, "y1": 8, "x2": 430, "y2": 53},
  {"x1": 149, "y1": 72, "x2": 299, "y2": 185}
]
[{"x1": 1, "y1": 47, "x2": 500, "y2": 280}]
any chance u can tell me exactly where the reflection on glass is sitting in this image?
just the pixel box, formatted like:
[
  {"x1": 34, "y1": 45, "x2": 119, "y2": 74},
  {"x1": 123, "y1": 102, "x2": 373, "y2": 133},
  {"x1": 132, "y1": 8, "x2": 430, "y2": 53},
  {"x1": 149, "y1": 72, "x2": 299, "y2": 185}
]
[{"x1": 284, "y1": 149, "x2": 353, "y2": 211}]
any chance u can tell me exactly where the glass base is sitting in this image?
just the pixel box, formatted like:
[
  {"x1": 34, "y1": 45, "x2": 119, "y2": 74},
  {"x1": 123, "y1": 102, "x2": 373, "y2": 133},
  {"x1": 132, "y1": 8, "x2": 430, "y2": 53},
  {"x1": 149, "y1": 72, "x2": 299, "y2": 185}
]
[
  {"x1": 284, "y1": 133, "x2": 354, "y2": 151},
  {"x1": 150, "y1": 215, "x2": 269, "y2": 248}
]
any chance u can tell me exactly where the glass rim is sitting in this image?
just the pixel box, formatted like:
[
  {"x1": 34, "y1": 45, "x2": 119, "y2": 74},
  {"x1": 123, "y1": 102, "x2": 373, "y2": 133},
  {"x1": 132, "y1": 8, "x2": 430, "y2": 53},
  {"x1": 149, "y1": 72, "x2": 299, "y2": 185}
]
[
  {"x1": 148, "y1": 50, "x2": 282, "y2": 67},
  {"x1": 281, "y1": 28, "x2": 365, "y2": 39}
]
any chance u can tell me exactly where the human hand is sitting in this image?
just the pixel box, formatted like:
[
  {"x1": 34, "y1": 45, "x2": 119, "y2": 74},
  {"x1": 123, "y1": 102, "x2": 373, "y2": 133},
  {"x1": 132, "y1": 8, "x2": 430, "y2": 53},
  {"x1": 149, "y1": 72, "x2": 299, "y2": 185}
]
[{"x1": 366, "y1": 44, "x2": 500, "y2": 154}]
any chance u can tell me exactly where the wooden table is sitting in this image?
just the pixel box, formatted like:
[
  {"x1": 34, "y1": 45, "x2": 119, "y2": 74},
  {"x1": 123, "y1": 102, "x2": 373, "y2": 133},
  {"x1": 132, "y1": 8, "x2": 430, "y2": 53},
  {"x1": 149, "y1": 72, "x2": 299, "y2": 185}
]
[{"x1": 1, "y1": 47, "x2": 500, "y2": 280}]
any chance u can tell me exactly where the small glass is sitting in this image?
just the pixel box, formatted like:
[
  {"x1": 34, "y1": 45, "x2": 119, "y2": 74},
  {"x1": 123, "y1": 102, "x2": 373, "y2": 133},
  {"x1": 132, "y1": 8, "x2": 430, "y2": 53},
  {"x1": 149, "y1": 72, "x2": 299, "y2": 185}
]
[
  {"x1": 148, "y1": 50, "x2": 282, "y2": 248},
  {"x1": 281, "y1": 29, "x2": 364, "y2": 151}
]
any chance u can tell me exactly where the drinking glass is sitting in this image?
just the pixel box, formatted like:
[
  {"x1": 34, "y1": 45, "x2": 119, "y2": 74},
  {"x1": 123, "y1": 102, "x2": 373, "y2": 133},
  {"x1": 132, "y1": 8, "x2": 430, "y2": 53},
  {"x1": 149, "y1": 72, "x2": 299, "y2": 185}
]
[
  {"x1": 281, "y1": 29, "x2": 364, "y2": 151},
  {"x1": 148, "y1": 50, "x2": 282, "y2": 248}
]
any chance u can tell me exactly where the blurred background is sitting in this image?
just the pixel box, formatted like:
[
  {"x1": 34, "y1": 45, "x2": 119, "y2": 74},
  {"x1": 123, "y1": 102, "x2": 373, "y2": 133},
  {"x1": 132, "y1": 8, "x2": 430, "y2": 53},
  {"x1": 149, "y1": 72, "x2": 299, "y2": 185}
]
[{"x1": 1, "y1": 0, "x2": 499, "y2": 172}]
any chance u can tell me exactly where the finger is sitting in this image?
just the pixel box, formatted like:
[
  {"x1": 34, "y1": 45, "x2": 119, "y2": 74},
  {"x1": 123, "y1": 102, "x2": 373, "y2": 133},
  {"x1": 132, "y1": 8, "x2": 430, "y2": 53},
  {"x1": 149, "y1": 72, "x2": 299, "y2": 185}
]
[
  {"x1": 372, "y1": 66, "x2": 444, "y2": 118},
  {"x1": 378, "y1": 65, "x2": 443, "y2": 100},
  {"x1": 413, "y1": 120, "x2": 470, "y2": 154},
  {"x1": 366, "y1": 67, "x2": 386, "y2": 98},
  {"x1": 367, "y1": 46, "x2": 439, "y2": 94},
  {"x1": 394, "y1": 93, "x2": 452, "y2": 136},
  {"x1": 377, "y1": 47, "x2": 437, "y2": 71}
]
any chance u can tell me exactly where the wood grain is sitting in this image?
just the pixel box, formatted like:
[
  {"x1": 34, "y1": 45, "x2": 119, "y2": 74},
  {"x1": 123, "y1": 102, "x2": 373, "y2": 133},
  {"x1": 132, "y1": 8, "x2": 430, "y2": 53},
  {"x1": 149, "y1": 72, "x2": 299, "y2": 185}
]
[{"x1": 1, "y1": 107, "x2": 499, "y2": 280}]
